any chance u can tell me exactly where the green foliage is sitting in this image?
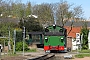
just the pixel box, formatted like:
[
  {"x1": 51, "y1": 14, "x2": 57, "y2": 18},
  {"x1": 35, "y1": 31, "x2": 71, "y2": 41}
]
[
  {"x1": 0, "y1": 22, "x2": 18, "y2": 49},
  {"x1": 0, "y1": 38, "x2": 8, "y2": 46},
  {"x1": 19, "y1": 17, "x2": 43, "y2": 32},
  {"x1": 16, "y1": 42, "x2": 29, "y2": 51},
  {"x1": 25, "y1": 2, "x2": 31, "y2": 16},
  {"x1": 16, "y1": 30, "x2": 23, "y2": 42},
  {"x1": 81, "y1": 22, "x2": 89, "y2": 49},
  {"x1": 0, "y1": 22, "x2": 18, "y2": 37}
]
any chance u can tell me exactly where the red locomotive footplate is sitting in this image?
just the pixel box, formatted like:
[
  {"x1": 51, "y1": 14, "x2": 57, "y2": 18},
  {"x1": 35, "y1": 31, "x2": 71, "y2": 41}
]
[{"x1": 44, "y1": 46, "x2": 64, "y2": 50}]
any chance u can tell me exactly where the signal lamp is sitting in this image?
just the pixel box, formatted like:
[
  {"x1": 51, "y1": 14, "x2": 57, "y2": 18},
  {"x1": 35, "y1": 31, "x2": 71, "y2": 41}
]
[
  {"x1": 45, "y1": 37, "x2": 48, "y2": 42},
  {"x1": 53, "y1": 24, "x2": 56, "y2": 29},
  {"x1": 61, "y1": 38, "x2": 63, "y2": 42},
  {"x1": 45, "y1": 27, "x2": 46, "y2": 28}
]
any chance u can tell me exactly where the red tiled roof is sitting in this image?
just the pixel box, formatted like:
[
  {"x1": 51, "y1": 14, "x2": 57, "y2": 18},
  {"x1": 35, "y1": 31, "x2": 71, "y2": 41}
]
[{"x1": 64, "y1": 26, "x2": 82, "y2": 38}]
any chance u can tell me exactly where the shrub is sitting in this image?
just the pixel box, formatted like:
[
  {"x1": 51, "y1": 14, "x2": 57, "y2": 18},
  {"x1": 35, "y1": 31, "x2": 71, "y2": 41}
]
[{"x1": 16, "y1": 42, "x2": 29, "y2": 51}]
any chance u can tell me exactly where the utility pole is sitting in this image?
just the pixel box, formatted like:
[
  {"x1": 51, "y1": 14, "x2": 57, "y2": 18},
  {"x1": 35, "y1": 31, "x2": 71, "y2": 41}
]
[
  {"x1": 4, "y1": 38, "x2": 5, "y2": 57},
  {"x1": 13, "y1": 30, "x2": 16, "y2": 54},
  {"x1": 8, "y1": 26, "x2": 11, "y2": 53},
  {"x1": 23, "y1": 27, "x2": 25, "y2": 56}
]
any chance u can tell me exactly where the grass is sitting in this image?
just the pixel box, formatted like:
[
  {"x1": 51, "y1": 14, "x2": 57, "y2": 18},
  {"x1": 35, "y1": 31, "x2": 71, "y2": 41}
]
[
  {"x1": 16, "y1": 48, "x2": 37, "y2": 53},
  {"x1": 72, "y1": 49, "x2": 90, "y2": 58},
  {"x1": 78, "y1": 49, "x2": 90, "y2": 53},
  {"x1": 1, "y1": 53, "x2": 20, "y2": 59},
  {"x1": 75, "y1": 54, "x2": 90, "y2": 58},
  {"x1": 72, "y1": 49, "x2": 90, "y2": 53},
  {"x1": 75, "y1": 54, "x2": 84, "y2": 58},
  {"x1": 1, "y1": 49, "x2": 37, "y2": 59}
]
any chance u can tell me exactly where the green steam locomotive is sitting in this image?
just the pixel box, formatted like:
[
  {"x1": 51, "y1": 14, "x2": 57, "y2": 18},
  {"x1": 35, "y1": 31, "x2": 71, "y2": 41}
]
[{"x1": 44, "y1": 24, "x2": 67, "y2": 52}]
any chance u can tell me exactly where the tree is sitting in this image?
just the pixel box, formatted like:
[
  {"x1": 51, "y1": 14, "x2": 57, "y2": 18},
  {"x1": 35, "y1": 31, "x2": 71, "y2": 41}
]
[
  {"x1": 0, "y1": 22, "x2": 19, "y2": 50},
  {"x1": 81, "y1": 21, "x2": 89, "y2": 49},
  {"x1": 53, "y1": 0, "x2": 84, "y2": 35},
  {"x1": 32, "y1": 3, "x2": 54, "y2": 27},
  {"x1": 50, "y1": 3, "x2": 59, "y2": 24},
  {"x1": 15, "y1": 3, "x2": 25, "y2": 18},
  {"x1": 25, "y1": 2, "x2": 31, "y2": 17},
  {"x1": 0, "y1": 22, "x2": 18, "y2": 37},
  {"x1": 72, "y1": 5, "x2": 84, "y2": 21},
  {"x1": 0, "y1": 0, "x2": 26, "y2": 18},
  {"x1": 19, "y1": 17, "x2": 43, "y2": 32},
  {"x1": 56, "y1": 1, "x2": 71, "y2": 26},
  {"x1": 55, "y1": 0, "x2": 84, "y2": 27}
]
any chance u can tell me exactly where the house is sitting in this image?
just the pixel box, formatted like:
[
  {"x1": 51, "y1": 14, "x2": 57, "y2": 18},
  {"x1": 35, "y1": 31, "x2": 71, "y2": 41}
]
[
  {"x1": 65, "y1": 26, "x2": 81, "y2": 38},
  {"x1": 64, "y1": 26, "x2": 81, "y2": 50},
  {"x1": 88, "y1": 30, "x2": 90, "y2": 49},
  {"x1": 63, "y1": 21, "x2": 90, "y2": 50}
]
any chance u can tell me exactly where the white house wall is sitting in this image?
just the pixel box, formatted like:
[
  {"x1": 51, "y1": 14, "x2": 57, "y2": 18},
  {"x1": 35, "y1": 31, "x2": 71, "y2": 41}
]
[
  {"x1": 88, "y1": 30, "x2": 90, "y2": 49},
  {"x1": 72, "y1": 39, "x2": 78, "y2": 50}
]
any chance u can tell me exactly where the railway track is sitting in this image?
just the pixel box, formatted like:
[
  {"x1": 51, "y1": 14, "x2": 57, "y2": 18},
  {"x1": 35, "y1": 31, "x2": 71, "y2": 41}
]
[
  {"x1": 25, "y1": 50, "x2": 75, "y2": 60},
  {"x1": 27, "y1": 53, "x2": 55, "y2": 60}
]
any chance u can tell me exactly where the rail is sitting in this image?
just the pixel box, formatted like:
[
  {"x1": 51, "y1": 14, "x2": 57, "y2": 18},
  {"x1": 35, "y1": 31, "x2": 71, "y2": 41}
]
[{"x1": 27, "y1": 53, "x2": 55, "y2": 60}]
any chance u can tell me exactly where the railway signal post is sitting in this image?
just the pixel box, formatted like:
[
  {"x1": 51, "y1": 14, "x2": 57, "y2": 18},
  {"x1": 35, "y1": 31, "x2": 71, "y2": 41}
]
[{"x1": 23, "y1": 26, "x2": 25, "y2": 56}]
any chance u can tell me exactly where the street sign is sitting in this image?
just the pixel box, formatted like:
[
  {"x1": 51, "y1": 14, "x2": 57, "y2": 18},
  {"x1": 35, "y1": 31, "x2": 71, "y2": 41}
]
[
  {"x1": 76, "y1": 39, "x2": 80, "y2": 44},
  {"x1": 76, "y1": 33, "x2": 80, "y2": 39},
  {"x1": 76, "y1": 33, "x2": 80, "y2": 44}
]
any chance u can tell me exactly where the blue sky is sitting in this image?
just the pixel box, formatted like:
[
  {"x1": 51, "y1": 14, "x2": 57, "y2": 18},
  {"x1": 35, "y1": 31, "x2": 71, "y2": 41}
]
[{"x1": 22, "y1": 0, "x2": 90, "y2": 19}]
